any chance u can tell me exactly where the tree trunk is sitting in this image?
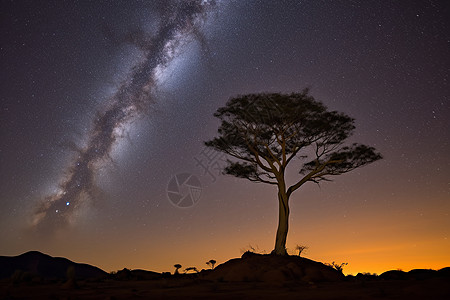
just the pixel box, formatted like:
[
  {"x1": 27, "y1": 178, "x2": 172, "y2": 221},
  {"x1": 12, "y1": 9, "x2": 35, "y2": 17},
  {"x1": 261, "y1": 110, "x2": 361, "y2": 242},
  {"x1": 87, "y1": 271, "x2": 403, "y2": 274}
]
[{"x1": 272, "y1": 188, "x2": 290, "y2": 255}]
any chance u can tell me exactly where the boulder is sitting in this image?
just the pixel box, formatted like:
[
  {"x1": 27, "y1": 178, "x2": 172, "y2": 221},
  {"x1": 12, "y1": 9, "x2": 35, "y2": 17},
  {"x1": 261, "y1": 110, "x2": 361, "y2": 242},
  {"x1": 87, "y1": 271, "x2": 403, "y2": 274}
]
[{"x1": 203, "y1": 252, "x2": 344, "y2": 283}]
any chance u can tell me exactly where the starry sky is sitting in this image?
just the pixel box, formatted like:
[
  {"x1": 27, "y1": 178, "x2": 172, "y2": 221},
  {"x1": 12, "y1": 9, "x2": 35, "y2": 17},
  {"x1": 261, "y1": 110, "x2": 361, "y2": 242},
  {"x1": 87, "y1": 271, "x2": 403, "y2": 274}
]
[{"x1": 1, "y1": 0, "x2": 449, "y2": 275}]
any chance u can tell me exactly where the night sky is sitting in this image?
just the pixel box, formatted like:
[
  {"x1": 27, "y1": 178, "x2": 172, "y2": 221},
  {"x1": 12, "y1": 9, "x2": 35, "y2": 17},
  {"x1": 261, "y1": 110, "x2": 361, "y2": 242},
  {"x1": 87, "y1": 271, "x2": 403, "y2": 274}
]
[{"x1": 1, "y1": 0, "x2": 449, "y2": 275}]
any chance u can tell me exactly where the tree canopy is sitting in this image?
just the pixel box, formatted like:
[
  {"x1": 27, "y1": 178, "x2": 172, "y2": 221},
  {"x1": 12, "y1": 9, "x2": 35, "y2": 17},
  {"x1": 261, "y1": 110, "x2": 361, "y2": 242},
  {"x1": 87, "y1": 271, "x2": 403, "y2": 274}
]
[{"x1": 205, "y1": 90, "x2": 382, "y2": 254}]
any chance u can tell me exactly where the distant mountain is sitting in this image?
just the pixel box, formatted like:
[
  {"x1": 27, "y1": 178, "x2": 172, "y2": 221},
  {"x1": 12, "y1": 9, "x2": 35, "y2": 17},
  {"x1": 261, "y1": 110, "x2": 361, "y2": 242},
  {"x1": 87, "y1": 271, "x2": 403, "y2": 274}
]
[{"x1": 0, "y1": 251, "x2": 107, "y2": 280}]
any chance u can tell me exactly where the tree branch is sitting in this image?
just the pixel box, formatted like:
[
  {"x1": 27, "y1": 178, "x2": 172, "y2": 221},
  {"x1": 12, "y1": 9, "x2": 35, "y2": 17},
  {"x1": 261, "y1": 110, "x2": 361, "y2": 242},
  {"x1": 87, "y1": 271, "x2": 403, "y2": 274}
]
[{"x1": 287, "y1": 158, "x2": 343, "y2": 196}]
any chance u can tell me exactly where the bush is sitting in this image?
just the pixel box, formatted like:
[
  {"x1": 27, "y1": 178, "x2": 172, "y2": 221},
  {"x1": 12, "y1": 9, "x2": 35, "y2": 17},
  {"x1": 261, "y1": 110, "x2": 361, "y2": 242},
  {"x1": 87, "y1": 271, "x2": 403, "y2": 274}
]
[
  {"x1": 326, "y1": 262, "x2": 348, "y2": 273},
  {"x1": 206, "y1": 259, "x2": 216, "y2": 269}
]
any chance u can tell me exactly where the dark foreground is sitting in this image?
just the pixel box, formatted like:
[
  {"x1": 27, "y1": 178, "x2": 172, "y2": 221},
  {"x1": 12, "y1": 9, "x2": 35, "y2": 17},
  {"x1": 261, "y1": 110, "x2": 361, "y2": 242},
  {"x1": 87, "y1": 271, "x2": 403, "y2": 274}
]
[
  {"x1": 1, "y1": 252, "x2": 449, "y2": 299},
  {"x1": 1, "y1": 276, "x2": 450, "y2": 299}
]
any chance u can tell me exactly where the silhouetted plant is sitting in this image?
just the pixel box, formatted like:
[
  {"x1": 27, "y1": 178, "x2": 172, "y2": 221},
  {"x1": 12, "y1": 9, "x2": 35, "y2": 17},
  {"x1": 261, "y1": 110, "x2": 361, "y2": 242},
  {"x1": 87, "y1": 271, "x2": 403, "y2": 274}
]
[
  {"x1": 206, "y1": 259, "x2": 216, "y2": 269},
  {"x1": 205, "y1": 90, "x2": 382, "y2": 255},
  {"x1": 326, "y1": 261, "x2": 348, "y2": 273},
  {"x1": 174, "y1": 264, "x2": 182, "y2": 275},
  {"x1": 240, "y1": 244, "x2": 265, "y2": 254},
  {"x1": 185, "y1": 267, "x2": 199, "y2": 273},
  {"x1": 295, "y1": 245, "x2": 308, "y2": 257}
]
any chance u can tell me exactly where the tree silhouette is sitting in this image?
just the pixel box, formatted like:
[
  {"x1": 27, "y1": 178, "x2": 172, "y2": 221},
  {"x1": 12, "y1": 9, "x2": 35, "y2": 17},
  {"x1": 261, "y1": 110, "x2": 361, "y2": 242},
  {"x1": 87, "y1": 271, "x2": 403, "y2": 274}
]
[
  {"x1": 206, "y1": 259, "x2": 216, "y2": 269},
  {"x1": 327, "y1": 261, "x2": 348, "y2": 273},
  {"x1": 185, "y1": 267, "x2": 199, "y2": 273},
  {"x1": 205, "y1": 90, "x2": 382, "y2": 255},
  {"x1": 174, "y1": 264, "x2": 182, "y2": 275},
  {"x1": 295, "y1": 245, "x2": 308, "y2": 257}
]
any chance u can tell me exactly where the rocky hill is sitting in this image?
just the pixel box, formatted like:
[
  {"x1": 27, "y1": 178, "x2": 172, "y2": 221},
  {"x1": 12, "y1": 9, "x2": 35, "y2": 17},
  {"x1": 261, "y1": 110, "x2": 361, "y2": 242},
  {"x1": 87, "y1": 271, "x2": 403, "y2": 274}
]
[{"x1": 0, "y1": 251, "x2": 107, "y2": 280}]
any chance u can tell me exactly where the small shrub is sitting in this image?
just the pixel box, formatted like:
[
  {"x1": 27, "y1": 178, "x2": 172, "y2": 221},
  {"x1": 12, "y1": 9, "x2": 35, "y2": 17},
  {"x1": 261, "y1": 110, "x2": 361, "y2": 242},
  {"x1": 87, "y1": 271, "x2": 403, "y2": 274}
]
[
  {"x1": 295, "y1": 245, "x2": 308, "y2": 257},
  {"x1": 362, "y1": 272, "x2": 377, "y2": 276},
  {"x1": 326, "y1": 261, "x2": 348, "y2": 273},
  {"x1": 240, "y1": 244, "x2": 265, "y2": 254},
  {"x1": 185, "y1": 267, "x2": 199, "y2": 273},
  {"x1": 161, "y1": 272, "x2": 171, "y2": 278}
]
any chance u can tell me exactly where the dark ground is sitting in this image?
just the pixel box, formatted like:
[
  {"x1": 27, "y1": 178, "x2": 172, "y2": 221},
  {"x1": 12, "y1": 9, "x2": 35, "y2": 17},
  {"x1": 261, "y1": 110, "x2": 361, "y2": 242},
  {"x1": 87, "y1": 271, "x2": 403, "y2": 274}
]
[
  {"x1": 1, "y1": 276, "x2": 450, "y2": 299},
  {"x1": 1, "y1": 252, "x2": 449, "y2": 299}
]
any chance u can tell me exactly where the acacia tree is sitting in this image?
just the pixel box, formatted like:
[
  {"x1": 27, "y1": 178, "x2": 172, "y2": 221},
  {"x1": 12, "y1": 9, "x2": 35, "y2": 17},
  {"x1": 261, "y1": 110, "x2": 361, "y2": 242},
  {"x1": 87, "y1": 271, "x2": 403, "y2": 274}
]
[
  {"x1": 174, "y1": 264, "x2": 182, "y2": 275},
  {"x1": 206, "y1": 259, "x2": 216, "y2": 269},
  {"x1": 205, "y1": 90, "x2": 382, "y2": 255}
]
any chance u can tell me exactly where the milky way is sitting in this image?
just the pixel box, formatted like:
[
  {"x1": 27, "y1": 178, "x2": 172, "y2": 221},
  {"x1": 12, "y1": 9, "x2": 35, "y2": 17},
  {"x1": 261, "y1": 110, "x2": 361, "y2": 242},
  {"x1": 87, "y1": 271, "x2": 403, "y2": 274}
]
[
  {"x1": 31, "y1": 0, "x2": 216, "y2": 233},
  {"x1": 2, "y1": 0, "x2": 448, "y2": 275}
]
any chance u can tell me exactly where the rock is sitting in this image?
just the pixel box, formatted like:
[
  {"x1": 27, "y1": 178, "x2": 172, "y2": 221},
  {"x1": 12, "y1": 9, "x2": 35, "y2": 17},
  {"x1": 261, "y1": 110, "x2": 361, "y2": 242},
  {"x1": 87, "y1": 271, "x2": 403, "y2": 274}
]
[
  {"x1": 379, "y1": 270, "x2": 408, "y2": 280},
  {"x1": 437, "y1": 267, "x2": 450, "y2": 277},
  {"x1": 286, "y1": 262, "x2": 304, "y2": 278},
  {"x1": 204, "y1": 253, "x2": 344, "y2": 283},
  {"x1": 61, "y1": 278, "x2": 78, "y2": 289},
  {"x1": 0, "y1": 251, "x2": 107, "y2": 280},
  {"x1": 408, "y1": 269, "x2": 437, "y2": 280},
  {"x1": 261, "y1": 269, "x2": 289, "y2": 283}
]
